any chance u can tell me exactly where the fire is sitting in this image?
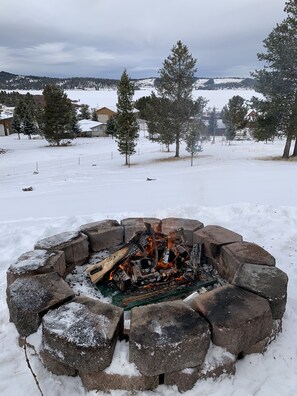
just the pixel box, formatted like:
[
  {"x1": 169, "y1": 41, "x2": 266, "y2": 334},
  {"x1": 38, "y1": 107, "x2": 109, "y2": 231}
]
[{"x1": 103, "y1": 226, "x2": 198, "y2": 294}]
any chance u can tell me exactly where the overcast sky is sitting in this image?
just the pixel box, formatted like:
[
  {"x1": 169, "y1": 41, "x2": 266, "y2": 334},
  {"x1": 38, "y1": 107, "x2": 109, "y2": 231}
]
[{"x1": 0, "y1": 0, "x2": 286, "y2": 79}]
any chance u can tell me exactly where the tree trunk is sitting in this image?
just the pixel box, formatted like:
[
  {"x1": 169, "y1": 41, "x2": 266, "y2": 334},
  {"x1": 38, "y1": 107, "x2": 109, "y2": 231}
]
[
  {"x1": 175, "y1": 131, "x2": 180, "y2": 157},
  {"x1": 191, "y1": 153, "x2": 193, "y2": 166},
  {"x1": 291, "y1": 138, "x2": 297, "y2": 157},
  {"x1": 282, "y1": 134, "x2": 292, "y2": 158}
]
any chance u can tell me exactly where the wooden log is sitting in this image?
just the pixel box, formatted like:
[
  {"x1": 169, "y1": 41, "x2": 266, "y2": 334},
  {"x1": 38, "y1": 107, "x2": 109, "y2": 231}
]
[
  {"x1": 85, "y1": 230, "x2": 148, "y2": 284},
  {"x1": 86, "y1": 244, "x2": 131, "y2": 284}
]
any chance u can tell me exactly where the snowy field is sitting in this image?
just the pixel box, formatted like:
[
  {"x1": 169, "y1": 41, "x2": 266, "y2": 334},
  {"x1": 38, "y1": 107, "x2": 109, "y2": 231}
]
[
  {"x1": 0, "y1": 90, "x2": 296, "y2": 396},
  {"x1": 12, "y1": 87, "x2": 262, "y2": 111}
]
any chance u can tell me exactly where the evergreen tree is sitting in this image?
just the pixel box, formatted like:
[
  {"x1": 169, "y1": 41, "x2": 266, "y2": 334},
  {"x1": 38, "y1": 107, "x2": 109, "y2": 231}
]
[
  {"x1": 11, "y1": 114, "x2": 22, "y2": 139},
  {"x1": 145, "y1": 93, "x2": 175, "y2": 151},
  {"x1": 134, "y1": 96, "x2": 153, "y2": 119},
  {"x1": 91, "y1": 108, "x2": 98, "y2": 121},
  {"x1": 208, "y1": 107, "x2": 218, "y2": 142},
  {"x1": 13, "y1": 95, "x2": 37, "y2": 139},
  {"x1": 43, "y1": 84, "x2": 74, "y2": 146},
  {"x1": 23, "y1": 115, "x2": 36, "y2": 139},
  {"x1": 221, "y1": 96, "x2": 248, "y2": 142},
  {"x1": 157, "y1": 40, "x2": 203, "y2": 157},
  {"x1": 106, "y1": 115, "x2": 117, "y2": 138},
  {"x1": 71, "y1": 107, "x2": 81, "y2": 135},
  {"x1": 79, "y1": 104, "x2": 91, "y2": 120},
  {"x1": 115, "y1": 70, "x2": 139, "y2": 165},
  {"x1": 252, "y1": 0, "x2": 297, "y2": 157},
  {"x1": 185, "y1": 119, "x2": 203, "y2": 166}
]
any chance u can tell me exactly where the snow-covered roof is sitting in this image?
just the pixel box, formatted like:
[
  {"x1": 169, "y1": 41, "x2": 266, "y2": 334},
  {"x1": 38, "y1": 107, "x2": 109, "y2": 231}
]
[
  {"x1": 78, "y1": 119, "x2": 105, "y2": 132},
  {"x1": 96, "y1": 105, "x2": 139, "y2": 113}
]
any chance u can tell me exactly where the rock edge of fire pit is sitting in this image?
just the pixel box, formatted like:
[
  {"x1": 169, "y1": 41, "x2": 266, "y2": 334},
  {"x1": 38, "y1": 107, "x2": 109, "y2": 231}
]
[{"x1": 6, "y1": 217, "x2": 288, "y2": 393}]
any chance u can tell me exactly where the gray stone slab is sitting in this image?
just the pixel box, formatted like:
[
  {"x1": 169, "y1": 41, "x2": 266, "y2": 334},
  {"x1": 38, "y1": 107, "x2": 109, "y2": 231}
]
[
  {"x1": 42, "y1": 296, "x2": 124, "y2": 372},
  {"x1": 219, "y1": 241, "x2": 276, "y2": 281},
  {"x1": 121, "y1": 217, "x2": 161, "y2": 242},
  {"x1": 7, "y1": 272, "x2": 75, "y2": 336},
  {"x1": 232, "y1": 263, "x2": 288, "y2": 319},
  {"x1": 35, "y1": 231, "x2": 89, "y2": 274},
  {"x1": 164, "y1": 345, "x2": 236, "y2": 391},
  {"x1": 80, "y1": 363, "x2": 158, "y2": 392},
  {"x1": 193, "y1": 225, "x2": 242, "y2": 262},
  {"x1": 190, "y1": 285, "x2": 272, "y2": 356},
  {"x1": 40, "y1": 349, "x2": 77, "y2": 376},
  {"x1": 129, "y1": 300, "x2": 210, "y2": 376},
  {"x1": 7, "y1": 249, "x2": 66, "y2": 285},
  {"x1": 80, "y1": 220, "x2": 124, "y2": 252},
  {"x1": 161, "y1": 217, "x2": 204, "y2": 246}
]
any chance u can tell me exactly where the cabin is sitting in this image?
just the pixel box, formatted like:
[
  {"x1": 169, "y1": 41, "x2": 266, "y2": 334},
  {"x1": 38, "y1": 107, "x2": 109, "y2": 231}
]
[
  {"x1": 77, "y1": 119, "x2": 107, "y2": 137},
  {"x1": 95, "y1": 106, "x2": 117, "y2": 123},
  {"x1": 0, "y1": 105, "x2": 13, "y2": 136},
  {"x1": 95, "y1": 106, "x2": 141, "y2": 123}
]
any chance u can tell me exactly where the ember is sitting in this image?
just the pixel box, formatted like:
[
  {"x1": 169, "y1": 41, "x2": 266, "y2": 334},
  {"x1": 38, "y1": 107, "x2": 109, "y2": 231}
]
[{"x1": 86, "y1": 224, "x2": 215, "y2": 309}]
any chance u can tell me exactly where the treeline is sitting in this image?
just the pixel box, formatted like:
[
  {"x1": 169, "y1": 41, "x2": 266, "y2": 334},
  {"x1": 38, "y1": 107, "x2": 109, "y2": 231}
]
[
  {"x1": 0, "y1": 71, "x2": 254, "y2": 92},
  {"x1": 0, "y1": 71, "x2": 119, "y2": 91}
]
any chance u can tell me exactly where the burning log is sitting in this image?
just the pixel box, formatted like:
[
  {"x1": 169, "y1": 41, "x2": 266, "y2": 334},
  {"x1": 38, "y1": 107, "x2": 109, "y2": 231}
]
[
  {"x1": 86, "y1": 231, "x2": 148, "y2": 284},
  {"x1": 112, "y1": 269, "x2": 132, "y2": 292}
]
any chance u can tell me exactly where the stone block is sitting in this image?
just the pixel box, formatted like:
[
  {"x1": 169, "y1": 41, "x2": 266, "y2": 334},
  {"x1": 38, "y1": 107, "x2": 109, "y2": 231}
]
[
  {"x1": 242, "y1": 320, "x2": 282, "y2": 355},
  {"x1": 199, "y1": 344, "x2": 236, "y2": 380},
  {"x1": 164, "y1": 344, "x2": 236, "y2": 392},
  {"x1": 121, "y1": 217, "x2": 161, "y2": 242},
  {"x1": 220, "y1": 241, "x2": 276, "y2": 281},
  {"x1": 35, "y1": 231, "x2": 89, "y2": 274},
  {"x1": 161, "y1": 217, "x2": 204, "y2": 246},
  {"x1": 42, "y1": 296, "x2": 124, "y2": 372},
  {"x1": 232, "y1": 263, "x2": 288, "y2": 319},
  {"x1": 79, "y1": 341, "x2": 158, "y2": 392},
  {"x1": 7, "y1": 249, "x2": 66, "y2": 285},
  {"x1": 129, "y1": 300, "x2": 210, "y2": 376},
  {"x1": 193, "y1": 225, "x2": 242, "y2": 262},
  {"x1": 190, "y1": 285, "x2": 272, "y2": 356},
  {"x1": 7, "y1": 272, "x2": 74, "y2": 336},
  {"x1": 40, "y1": 349, "x2": 77, "y2": 376},
  {"x1": 80, "y1": 219, "x2": 124, "y2": 252},
  {"x1": 164, "y1": 366, "x2": 200, "y2": 392}
]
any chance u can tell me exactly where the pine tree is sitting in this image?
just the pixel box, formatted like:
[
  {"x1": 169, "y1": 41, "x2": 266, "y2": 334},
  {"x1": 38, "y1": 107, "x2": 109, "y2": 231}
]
[
  {"x1": 11, "y1": 114, "x2": 22, "y2": 139},
  {"x1": 115, "y1": 70, "x2": 139, "y2": 165},
  {"x1": 43, "y1": 84, "x2": 74, "y2": 146},
  {"x1": 185, "y1": 119, "x2": 203, "y2": 166},
  {"x1": 79, "y1": 104, "x2": 91, "y2": 120},
  {"x1": 145, "y1": 93, "x2": 175, "y2": 151},
  {"x1": 208, "y1": 107, "x2": 218, "y2": 142},
  {"x1": 221, "y1": 96, "x2": 248, "y2": 142},
  {"x1": 252, "y1": 0, "x2": 297, "y2": 157},
  {"x1": 106, "y1": 115, "x2": 117, "y2": 138},
  {"x1": 157, "y1": 41, "x2": 202, "y2": 157},
  {"x1": 23, "y1": 115, "x2": 36, "y2": 139},
  {"x1": 91, "y1": 108, "x2": 98, "y2": 121}
]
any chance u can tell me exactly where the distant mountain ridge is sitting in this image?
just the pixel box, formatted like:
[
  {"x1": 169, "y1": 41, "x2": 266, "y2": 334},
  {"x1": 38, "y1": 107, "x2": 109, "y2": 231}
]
[{"x1": 0, "y1": 71, "x2": 255, "y2": 91}]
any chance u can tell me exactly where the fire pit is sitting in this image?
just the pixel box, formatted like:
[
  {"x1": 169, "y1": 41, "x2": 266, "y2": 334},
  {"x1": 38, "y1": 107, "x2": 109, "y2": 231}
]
[
  {"x1": 86, "y1": 223, "x2": 217, "y2": 310},
  {"x1": 6, "y1": 217, "x2": 288, "y2": 393}
]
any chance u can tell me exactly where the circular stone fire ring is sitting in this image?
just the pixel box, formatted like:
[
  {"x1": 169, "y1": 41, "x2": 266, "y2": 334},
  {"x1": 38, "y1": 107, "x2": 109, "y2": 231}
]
[{"x1": 6, "y1": 217, "x2": 288, "y2": 393}]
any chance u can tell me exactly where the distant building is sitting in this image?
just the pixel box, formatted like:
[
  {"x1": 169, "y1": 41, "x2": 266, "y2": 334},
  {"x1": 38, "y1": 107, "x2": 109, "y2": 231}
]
[
  {"x1": 77, "y1": 119, "x2": 107, "y2": 137},
  {"x1": 95, "y1": 106, "x2": 140, "y2": 123},
  {"x1": 0, "y1": 104, "x2": 14, "y2": 136}
]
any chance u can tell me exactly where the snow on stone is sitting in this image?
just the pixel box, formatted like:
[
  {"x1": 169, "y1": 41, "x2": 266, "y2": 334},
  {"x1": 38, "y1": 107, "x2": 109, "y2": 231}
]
[
  {"x1": 43, "y1": 302, "x2": 111, "y2": 346},
  {"x1": 35, "y1": 231, "x2": 79, "y2": 248},
  {"x1": 202, "y1": 343, "x2": 235, "y2": 374},
  {"x1": 104, "y1": 340, "x2": 140, "y2": 376},
  {"x1": 8, "y1": 250, "x2": 53, "y2": 274}
]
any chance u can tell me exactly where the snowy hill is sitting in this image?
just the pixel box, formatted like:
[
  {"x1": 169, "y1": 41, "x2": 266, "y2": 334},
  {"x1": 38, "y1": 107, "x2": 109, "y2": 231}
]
[{"x1": 0, "y1": 71, "x2": 254, "y2": 91}]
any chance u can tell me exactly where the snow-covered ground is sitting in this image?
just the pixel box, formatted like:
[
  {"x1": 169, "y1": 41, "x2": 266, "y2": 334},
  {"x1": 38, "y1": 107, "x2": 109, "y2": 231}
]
[
  {"x1": 11, "y1": 87, "x2": 262, "y2": 111},
  {"x1": 0, "y1": 91, "x2": 296, "y2": 396}
]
